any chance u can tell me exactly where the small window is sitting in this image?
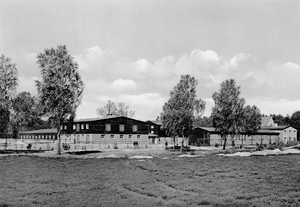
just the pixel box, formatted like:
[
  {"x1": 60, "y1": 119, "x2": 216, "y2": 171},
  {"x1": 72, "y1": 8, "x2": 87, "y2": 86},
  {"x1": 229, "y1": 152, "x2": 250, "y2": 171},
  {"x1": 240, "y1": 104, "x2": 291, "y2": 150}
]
[
  {"x1": 119, "y1": 124, "x2": 125, "y2": 132},
  {"x1": 73, "y1": 125, "x2": 76, "y2": 130},
  {"x1": 151, "y1": 125, "x2": 154, "y2": 129},
  {"x1": 105, "y1": 124, "x2": 111, "y2": 132},
  {"x1": 64, "y1": 125, "x2": 67, "y2": 130},
  {"x1": 86, "y1": 135, "x2": 90, "y2": 143},
  {"x1": 120, "y1": 135, "x2": 124, "y2": 139},
  {"x1": 129, "y1": 135, "x2": 132, "y2": 139},
  {"x1": 101, "y1": 134, "x2": 105, "y2": 139},
  {"x1": 132, "y1": 125, "x2": 137, "y2": 132},
  {"x1": 86, "y1": 124, "x2": 89, "y2": 130},
  {"x1": 76, "y1": 124, "x2": 80, "y2": 131},
  {"x1": 151, "y1": 130, "x2": 154, "y2": 134},
  {"x1": 284, "y1": 130, "x2": 286, "y2": 133},
  {"x1": 81, "y1": 124, "x2": 84, "y2": 130},
  {"x1": 110, "y1": 135, "x2": 115, "y2": 139},
  {"x1": 42, "y1": 135, "x2": 44, "y2": 139},
  {"x1": 60, "y1": 126, "x2": 63, "y2": 130},
  {"x1": 137, "y1": 135, "x2": 141, "y2": 139},
  {"x1": 289, "y1": 137, "x2": 291, "y2": 140}
]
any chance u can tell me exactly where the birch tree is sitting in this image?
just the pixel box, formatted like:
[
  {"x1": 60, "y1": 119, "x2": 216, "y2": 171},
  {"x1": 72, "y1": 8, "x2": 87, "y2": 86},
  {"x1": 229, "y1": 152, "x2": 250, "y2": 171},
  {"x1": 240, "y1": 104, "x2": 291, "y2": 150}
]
[
  {"x1": 161, "y1": 74, "x2": 206, "y2": 151},
  {"x1": 35, "y1": 45, "x2": 84, "y2": 154},
  {"x1": 0, "y1": 55, "x2": 18, "y2": 139}
]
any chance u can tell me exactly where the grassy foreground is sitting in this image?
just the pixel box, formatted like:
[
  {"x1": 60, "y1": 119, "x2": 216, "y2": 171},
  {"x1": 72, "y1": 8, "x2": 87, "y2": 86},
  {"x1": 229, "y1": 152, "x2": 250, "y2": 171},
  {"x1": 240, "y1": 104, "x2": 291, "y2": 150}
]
[{"x1": 0, "y1": 154, "x2": 300, "y2": 207}]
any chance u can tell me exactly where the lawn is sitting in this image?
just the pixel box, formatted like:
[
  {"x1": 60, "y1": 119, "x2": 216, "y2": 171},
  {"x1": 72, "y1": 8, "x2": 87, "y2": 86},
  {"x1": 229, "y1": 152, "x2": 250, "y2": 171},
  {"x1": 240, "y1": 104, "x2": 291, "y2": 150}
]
[{"x1": 0, "y1": 154, "x2": 300, "y2": 207}]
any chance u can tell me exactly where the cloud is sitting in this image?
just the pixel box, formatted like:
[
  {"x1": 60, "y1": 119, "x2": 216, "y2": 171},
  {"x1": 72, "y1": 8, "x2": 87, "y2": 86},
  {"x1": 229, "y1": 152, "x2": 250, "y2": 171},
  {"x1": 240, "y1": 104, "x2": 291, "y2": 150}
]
[
  {"x1": 16, "y1": 45, "x2": 297, "y2": 120},
  {"x1": 110, "y1": 79, "x2": 137, "y2": 91}
]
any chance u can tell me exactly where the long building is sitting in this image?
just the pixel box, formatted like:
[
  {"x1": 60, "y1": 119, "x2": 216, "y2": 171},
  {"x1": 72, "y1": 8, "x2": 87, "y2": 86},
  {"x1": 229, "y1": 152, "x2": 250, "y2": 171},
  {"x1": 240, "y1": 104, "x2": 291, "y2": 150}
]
[{"x1": 60, "y1": 116, "x2": 150, "y2": 150}]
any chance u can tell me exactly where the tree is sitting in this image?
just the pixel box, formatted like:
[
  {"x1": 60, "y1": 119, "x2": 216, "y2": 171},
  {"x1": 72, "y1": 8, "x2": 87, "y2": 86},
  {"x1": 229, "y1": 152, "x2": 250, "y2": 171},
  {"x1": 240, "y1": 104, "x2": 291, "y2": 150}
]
[
  {"x1": 290, "y1": 111, "x2": 300, "y2": 141},
  {"x1": 242, "y1": 105, "x2": 261, "y2": 145},
  {"x1": 96, "y1": 100, "x2": 135, "y2": 117},
  {"x1": 35, "y1": 45, "x2": 84, "y2": 154},
  {"x1": 161, "y1": 74, "x2": 206, "y2": 151},
  {"x1": 211, "y1": 79, "x2": 245, "y2": 150},
  {"x1": 11, "y1": 92, "x2": 49, "y2": 135},
  {"x1": 0, "y1": 54, "x2": 18, "y2": 140}
]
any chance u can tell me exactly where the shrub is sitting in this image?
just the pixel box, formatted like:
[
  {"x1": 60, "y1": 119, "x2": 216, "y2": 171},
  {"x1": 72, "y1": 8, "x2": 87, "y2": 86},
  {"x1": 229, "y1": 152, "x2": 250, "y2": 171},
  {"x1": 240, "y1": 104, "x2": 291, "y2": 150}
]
[
  {"x1": 215, "y1": 143, "x2": 219, "y2": 148},
  {"x1": 286, "y1": 140, "x2": 298, "y2": 147}
]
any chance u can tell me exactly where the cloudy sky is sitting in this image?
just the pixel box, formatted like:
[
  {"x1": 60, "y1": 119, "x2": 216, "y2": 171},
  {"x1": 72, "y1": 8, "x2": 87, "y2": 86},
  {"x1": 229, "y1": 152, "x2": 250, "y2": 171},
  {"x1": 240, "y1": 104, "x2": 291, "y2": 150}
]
[{"x1": 0, "y1": 0, "x2": 299, "y2": 121}]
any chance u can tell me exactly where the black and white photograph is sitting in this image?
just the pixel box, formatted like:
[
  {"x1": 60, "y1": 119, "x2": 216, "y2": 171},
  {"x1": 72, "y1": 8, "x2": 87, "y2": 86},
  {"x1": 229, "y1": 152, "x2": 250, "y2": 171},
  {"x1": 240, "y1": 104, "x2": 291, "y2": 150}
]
[{"x1": 0, "y1": 0, "x2": 300, "y2": 206}]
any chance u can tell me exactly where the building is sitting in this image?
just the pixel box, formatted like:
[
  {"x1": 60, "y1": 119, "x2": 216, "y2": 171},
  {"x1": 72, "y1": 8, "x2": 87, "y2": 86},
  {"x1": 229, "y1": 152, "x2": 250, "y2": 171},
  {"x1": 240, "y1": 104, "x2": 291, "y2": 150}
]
[
  {"x1": 147, "y1": 120, "x2": 167, "y2": 144},
  {"x1": 18, "y1": 128, "x2": 58, "y2": 140},
  {"x1": 190, "y1": 116, "x2": 297, "y2": 147},
  {"x1": 60, "y1": 116, "x2": 150, "y2": 150},
  {"x1": 189, "y1": 127, "x2": 280, "y2": 147}
]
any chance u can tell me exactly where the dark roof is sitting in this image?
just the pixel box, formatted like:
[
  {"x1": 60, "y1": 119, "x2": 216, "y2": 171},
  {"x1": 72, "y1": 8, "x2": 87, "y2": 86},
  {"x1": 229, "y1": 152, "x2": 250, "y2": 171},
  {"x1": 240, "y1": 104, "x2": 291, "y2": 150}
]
[
  {"x1": 193, "y1": 127, "x2": 217, "y2": 133},
  {"x1": 193, "y1": 127, "x2": 279, "y2": 135},
  {"x1": 19, "y1": 129, "x2": 57, "y2": 134},
  {"x1": 73, "y1": 116, "x2": 147, "y2": 123},
  {"x1": 147, "y1": 120, "x2": 162, "y2": 125},
  {"x1": 261, "y1": 125, "x2": 291, "y2": 130}
]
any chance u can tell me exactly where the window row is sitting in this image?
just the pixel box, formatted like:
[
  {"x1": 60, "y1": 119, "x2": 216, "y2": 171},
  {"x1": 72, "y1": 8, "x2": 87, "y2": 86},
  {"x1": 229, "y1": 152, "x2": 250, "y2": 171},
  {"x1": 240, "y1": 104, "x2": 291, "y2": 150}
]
[
  {"x1": 62, "y1": 124, "x2": 138, "y2": 132},
  {"x1": 102, "y1": 134, "x2": 141, "y2": 139},
  {"x1": 20, "y1": 134, "x2": 57, "y2": 139}
]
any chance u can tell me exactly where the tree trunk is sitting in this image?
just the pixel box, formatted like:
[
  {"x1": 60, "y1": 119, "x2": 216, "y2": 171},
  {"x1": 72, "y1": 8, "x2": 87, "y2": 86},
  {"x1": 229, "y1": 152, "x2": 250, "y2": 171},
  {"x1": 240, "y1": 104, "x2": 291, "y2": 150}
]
[
  {"x1": 223, "y1": 135, "x2": 227, "y2": 150},
  {"x1": 57, "y1": 128, "x2": 61, "y2": 155},
  {"x1": 181, "y1": 135, "x2": 184, "y2": 153}
]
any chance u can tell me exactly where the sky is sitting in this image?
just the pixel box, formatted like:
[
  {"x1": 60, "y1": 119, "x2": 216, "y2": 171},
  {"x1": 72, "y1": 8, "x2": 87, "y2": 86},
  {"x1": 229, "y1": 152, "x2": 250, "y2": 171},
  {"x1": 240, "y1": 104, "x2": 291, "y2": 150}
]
[{"x1": 0, "y1": 0, "x2": 299, "y2": 121}]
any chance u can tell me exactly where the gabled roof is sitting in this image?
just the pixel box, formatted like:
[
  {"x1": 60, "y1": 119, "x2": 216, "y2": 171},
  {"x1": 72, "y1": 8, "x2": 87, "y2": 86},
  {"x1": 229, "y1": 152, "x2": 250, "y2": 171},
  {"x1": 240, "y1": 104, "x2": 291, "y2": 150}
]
[
  {"x1": 73, "y1": 116, "x2": 147, "y2": 123},
  {"x1": 261, "y1": 116, "x2": 273, "y2": 126},
  {"x1": 147, "y1": 120, "x2": 162, "y2": 125},
  {"x1": 19, "y1": 129, "x2": 57, "y2": 134}
]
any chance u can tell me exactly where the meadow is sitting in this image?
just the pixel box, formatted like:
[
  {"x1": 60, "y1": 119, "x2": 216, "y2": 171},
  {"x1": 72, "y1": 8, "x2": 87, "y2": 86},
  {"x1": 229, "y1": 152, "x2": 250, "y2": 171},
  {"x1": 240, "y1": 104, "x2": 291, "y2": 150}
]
[{"x1": 1, "y1": 154, "x2": 300, "y2": 207}]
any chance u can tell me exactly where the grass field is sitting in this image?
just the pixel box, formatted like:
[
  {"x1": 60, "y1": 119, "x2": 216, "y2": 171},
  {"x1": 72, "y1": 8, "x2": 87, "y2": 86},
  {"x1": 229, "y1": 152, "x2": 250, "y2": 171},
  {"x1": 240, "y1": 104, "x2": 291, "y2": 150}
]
[{"x1": 1, "y1": 153, "x2": 300, "y2": 207}]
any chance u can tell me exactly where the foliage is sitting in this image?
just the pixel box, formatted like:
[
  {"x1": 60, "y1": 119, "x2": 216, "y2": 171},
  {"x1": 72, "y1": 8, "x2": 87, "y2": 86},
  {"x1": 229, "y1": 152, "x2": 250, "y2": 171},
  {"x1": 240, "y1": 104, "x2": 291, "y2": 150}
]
[
  {"x1": 269, "y1": 114, "x2": 290, "y2": 125},
  {"x1": 290, "y1": 111, "x2": 300, "y2": 141},
  {"x1": 35, "y1": 45, "x2": 84, "y2": 154},
  {"x1": 96, "y1": 100, "x2": 135, "y2": 117},
  {"x1": 161, "y1": 75, "x2": 205, "y2": 145},
  {"x1": 211, "y1": 79, "x2": 245, "y2": 149},
  {"x1": 0, "y1": 55, "x2": 18, "y2": 109},
  {"x1": 11, "y1": 92, "x2": 49, "y2": 135},
  {"x1": 0, "y1": 55, "x2": 18, "y2": 138},
  {"x1": 242, "y1": 105, "x2": 261, "y2": 136},
  {"x1": 193, "y1": 116, "x2": 213, "y2": 128}
]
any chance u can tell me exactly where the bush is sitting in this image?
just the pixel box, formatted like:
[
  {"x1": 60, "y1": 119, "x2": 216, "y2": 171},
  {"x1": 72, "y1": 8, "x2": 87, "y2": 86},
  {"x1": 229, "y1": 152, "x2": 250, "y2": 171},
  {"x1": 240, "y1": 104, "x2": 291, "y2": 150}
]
[
  {"x1": 215, "y1": 143, "x2": 219, "y2": 148},
  {"x1": 286, "y1": 140, "x2": 298, "y2": 147}
]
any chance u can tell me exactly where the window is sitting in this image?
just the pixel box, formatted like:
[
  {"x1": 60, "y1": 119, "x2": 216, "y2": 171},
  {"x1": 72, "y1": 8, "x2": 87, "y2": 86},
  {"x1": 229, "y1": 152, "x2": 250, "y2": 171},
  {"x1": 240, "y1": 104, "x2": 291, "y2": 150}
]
[
  {"x1": 101, "y1": 134, "x2": 105, "y2": 139},
  {"x1": 81, "y1": 124, "x2": 84, "y2": 130},
  {"x1": 76, "y1": 124, "x2": 80, "y2": 131},
  {"x1": 64, "y1": 125, "x2": 67, "y2": 130},
  {"x1": 132, "y1": 125, "x2": 137, "y2": 132},
  {"x1": 86, "y1": 124, "x2": 89, "y2": 130},
  {"x1": 105, "y1": 124, "x2": 111, "y2": 131},
  {"x1": 73, "y1": 125, "x2": 76, "y2": 130},
  {"x1": 129, "y1": 135, "x2": 132, "y2": 139},
  {"x1": 86, "y1": 135, "x2": 90, "y2": 143},
  {"x1": 60, "y1": 125, "x2": 63, "y2": 130},
  {"x1": 119, "y1": 124, "x2": 125, "y2": 132},
  {"x1": 137, "y1": 135, "x2": 141, "y2": 139},
  {"x1": 151, "y1": 125, "x2": 154, "y2": 129},
  {"x1": 42, "y1": 135, "x2": 44, "y2": 139},
  {"x1": 120, "y1": 135, "x2": 124, "y2": 139},
  {"x1": 110, "y1": 135, "x2": 115, "y2": 139},
  {"x1": 289, "y1": 137, "x2": 291, "y2": 140},
  {"x1": 151, "y1": 130, "x2": 154, "y2": 134}
]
